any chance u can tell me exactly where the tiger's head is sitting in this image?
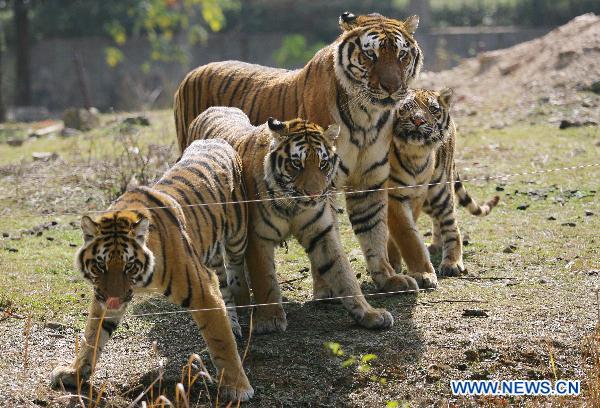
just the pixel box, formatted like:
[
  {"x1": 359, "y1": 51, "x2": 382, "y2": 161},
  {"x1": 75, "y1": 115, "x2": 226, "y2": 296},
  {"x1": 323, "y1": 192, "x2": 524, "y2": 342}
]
[
  {"x1": 75, "y1": 211, "x2": 155, "y2": 310},
  {"x1": 334, "y1": 11, "x2": 422, "y2": 107},
  {"x1": 265, "y1": 117, "x2": 340, "y2": 209},
  {"x1": 393, "y1": 88, "x2": 454, "y2": 148}
]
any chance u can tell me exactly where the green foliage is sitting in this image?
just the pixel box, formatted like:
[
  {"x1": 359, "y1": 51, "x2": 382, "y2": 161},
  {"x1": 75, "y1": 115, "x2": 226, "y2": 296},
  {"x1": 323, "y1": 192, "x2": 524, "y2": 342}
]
[
  {"x1": 105, "y1": 0, "x2": 239, "y2": 68},
  {"x1": 324, "y1": 342, "x2": 387, "y2": 385},
  {"x1": 273, "y1": 34, "x2": 325, "y2": 68}
]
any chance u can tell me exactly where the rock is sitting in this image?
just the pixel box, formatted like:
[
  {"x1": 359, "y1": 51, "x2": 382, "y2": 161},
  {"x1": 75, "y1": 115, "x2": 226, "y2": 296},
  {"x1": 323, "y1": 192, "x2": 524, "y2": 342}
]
[
  {"x1": 462, "y1": 309, "x2": 489, "y2": 318},
  {"x1": 495, "y1": 186, "x2": 505, "y2": 192},
  {"x1": 46, "y1": 237, "x2": 54, "y2": 241},
  {"x1": 122, "y1": 115, "x2": 151, "y2": 126},
  {"x1": 517, "y1": 204, "x2": 529, "y2": 210},
  {"x1": 559, "y1": 119, "x2": 582, "y2": 129},
  {"x1": 32, "y1": 152, "x2": 59, "y2": 161},
  {"x1": 499, "y1": 61, "x2": 520, "y2": 76},
  {"x1": 45, "y1": 321, "x2": 68, "y2": 332},
  {"x1": 561, "y1": 222, "x2": 576, "y2": 227},
  {"x1": 69, "y1": 243, "x2": 78, "y2": 247},
  {"x1": 62, "y1": 107, "x2": 100, "y2": 131},
  {"x1": 5, "y1": 248, "x2": 18, "y2": 252},
  {"x1": 547, "y1": 216, "x2": 556, "y2": 221},
  {"x1": 61, "y1": 127, "x2": 82, "y2": 137},
  {"x1": 503, "y1": 244, "x2": 517, "y2": 253},
  {"x1": 2, "y1": 232, "x2": 8, "y2": 238},
  {"x1": 29, "y1": 121, "x2": 64, "y2": 138},
  {"x1": 585, "y1": 210, "x2": 594, "y2": 216},
  {"x1": 6, "y1": 138, "x2": 24, "y2": 147}
]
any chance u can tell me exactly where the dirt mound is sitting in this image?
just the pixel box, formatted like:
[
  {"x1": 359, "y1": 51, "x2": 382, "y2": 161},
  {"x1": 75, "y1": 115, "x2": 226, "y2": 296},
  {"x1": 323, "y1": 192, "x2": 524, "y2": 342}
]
[{"x1": 418, "y1": 13, "x2": 600, "y2": 129}]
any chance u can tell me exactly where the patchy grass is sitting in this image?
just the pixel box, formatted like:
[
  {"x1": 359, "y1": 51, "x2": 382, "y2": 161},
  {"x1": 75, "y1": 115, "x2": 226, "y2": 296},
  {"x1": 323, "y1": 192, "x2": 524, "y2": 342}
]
[{"x1": 0, "y1": 112, "x2": 598, "y2": 406}]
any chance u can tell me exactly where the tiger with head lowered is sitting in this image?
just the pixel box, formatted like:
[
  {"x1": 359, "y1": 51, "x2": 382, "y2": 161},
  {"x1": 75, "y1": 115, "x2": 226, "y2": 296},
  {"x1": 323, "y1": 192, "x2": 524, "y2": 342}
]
[
  {"x1": 386, "y1": 88, "x2": 499, "y2": 282},
  {"x1": 175, "y1": 12, "x2": 424, "y2": 292},
  {"x1": 185, "y1": 106, "x2": 393, "y2": 334},
  {"x1": 50, "y1": 139, "x2": 254, "y2": 402}
]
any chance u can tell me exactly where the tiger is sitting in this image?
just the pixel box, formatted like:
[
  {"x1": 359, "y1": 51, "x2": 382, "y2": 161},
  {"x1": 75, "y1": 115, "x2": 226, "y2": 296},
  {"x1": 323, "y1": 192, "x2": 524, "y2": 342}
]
[
  {"x1": 185, "y1": 106, "x2": 394, "y2": 334},
  {"x1": 50, "y1": 139, "x2": 254, "y2": 402},
  {"x1": 174, "y1": 11, "x2": 424, "y2": 292},
  {"x1": 386, "y1": 88, "x2": 499, "y2": 282}
]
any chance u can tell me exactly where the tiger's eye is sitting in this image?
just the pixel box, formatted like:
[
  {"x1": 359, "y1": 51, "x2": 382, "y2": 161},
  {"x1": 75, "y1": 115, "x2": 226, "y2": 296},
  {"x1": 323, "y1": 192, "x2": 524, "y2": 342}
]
[{"x1": 364, "y1": 49, "x2": 376, "y2": 60}]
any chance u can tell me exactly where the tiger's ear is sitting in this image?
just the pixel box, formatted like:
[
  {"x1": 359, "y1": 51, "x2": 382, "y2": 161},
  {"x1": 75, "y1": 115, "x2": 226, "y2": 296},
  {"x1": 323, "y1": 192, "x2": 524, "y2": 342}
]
[
  {"x1": 404, "y1": 15, "x2": 419, "y2": 35},
  {"x1": 339, "y1": 11, "x2": 358, "y2": 31},
  {"x1": 439, "y1": 88, "x2": 454, "y2": 108},
  {"x1": 323, "y1": 124, "x2": 340, "y2": 143},
  {"x1": 267, "y1": 117, "x2": 288, "y2": 141},
  {"x1": 132, "y1": 216, "x2": 150, "y2": 244},
  {"x1": 81, "y1": 215, "x2": 98, "y2": 243}
]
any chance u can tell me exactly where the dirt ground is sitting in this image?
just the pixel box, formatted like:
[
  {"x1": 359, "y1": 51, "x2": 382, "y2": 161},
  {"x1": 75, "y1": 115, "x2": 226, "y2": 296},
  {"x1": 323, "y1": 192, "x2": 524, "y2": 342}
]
[{"x1": 1, "y1": 15, "x2": 599, "y2": 408}]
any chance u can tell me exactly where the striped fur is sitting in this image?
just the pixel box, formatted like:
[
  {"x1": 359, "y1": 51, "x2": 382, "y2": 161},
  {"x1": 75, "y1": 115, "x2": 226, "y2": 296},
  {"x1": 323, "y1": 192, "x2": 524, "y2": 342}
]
[
  {"x1": 50, "y1": 139, "x2": 253, "y2": 402},
  {"x1": 174, "y1": 12, "x2": 423, "y2": 292},
  {"x1": 186, "y1": 107, "x2": 393, "y2": 334},
  {"x1": 387, "y1": 89, "x2": 499, "y2": 280}
]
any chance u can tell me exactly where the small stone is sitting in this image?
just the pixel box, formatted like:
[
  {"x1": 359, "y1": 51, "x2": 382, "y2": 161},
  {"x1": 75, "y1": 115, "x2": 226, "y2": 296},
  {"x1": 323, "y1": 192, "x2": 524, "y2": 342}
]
[
  {"x1": 423, "y1": 230, "x2": 432, "y2": 237},
  {"x1": 5, "y1": 247, "x2": 18, "y2": 252},
  {"x1": 457, "y1": 363, "x2": 468, "y2": 371},
  {"x1": 122, "y1": 115, "x2": 151, "y2": 127},
  {"x1": 462, "y1": 309, "x2": 488, "y2": 318},
  {"x1": 517, "y1": 204, "x2": 530, "y2": 210},
  {"x1": 559, "y1": 120, "x2": 582, "y2": 129},
  {"x1": 539, "y1": 278, "x2": 548, "y2": 284},
  {"x1": 7, "y1": 138, "x2": 24, "y2": 147},
  {"x1": 561, "y1": 222, "x2": 576, "y2": 227},
  {"x1": 62, "y1": 107, "x2": 100, "y2": 131},
  {"x1": 2, "y1": 232, "x2": 9, "y2": 238},
  {"x1": 547, "y1": 216, "x2": 556, "y2": 221},
  {"x1": 46, "y1": 237, "x2": 54, "y2": 241},
  {"x1": 355, "y1": 273, "x2": 361, "y2": 279},
  {"x1": 32, "y1": 152, "x2": 59, "y2": 161},
  {"x1": 585, "y1": 210, "x2": 594, "y2": 216},
  {"x1": 45, "y1": 321, "x2": 68, "y2": 332},
  {"x1": 503, "y1": 244, "x2": 517, "y2": 254},
  {"x1": 495, "y1": 186, "x2": 505, "y2": 192}
]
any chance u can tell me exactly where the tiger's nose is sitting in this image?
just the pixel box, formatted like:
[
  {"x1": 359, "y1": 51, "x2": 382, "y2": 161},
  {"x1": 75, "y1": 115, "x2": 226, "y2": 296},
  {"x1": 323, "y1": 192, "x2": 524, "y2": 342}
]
[{"x1": 413, "y1": 117, "x2": 425, "y2": 127}]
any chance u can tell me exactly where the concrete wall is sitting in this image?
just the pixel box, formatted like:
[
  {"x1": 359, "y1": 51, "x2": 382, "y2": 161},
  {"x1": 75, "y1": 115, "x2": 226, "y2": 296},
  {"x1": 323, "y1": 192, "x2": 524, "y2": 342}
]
[{"x1": 3, "y1": 27, "x2": 549, "y2": 113}]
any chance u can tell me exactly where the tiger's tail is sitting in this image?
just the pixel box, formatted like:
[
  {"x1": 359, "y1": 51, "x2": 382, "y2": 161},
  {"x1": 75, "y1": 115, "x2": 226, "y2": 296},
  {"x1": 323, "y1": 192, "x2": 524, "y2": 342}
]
[{"x1": 454, "y1": 173, "x2": 500, "y2": 216}]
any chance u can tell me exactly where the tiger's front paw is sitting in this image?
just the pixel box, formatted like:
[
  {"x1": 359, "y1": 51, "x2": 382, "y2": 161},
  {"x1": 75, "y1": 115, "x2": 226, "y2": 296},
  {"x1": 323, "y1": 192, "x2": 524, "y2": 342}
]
[
  {"x1": 355, "y1": 308, "x2": 394, "y2": 330},
  {"x1": 438, "y1": 261, "x2": 466, "y2": 277},
  {"x1": 50, "y1": 364, "x2": 90, "y2": 388},
  {"x1": 252, "y1": 305, "x2": 287, "y2": 334},
  {"x1": 220, "y1": 372, "x2": 254, "y2": 402},
  {"x1": 380, "y1": 274, "x2": 419, "y2": 293},
  {"x1": 408, "y1": 271, "x2": 438, "y2": 289}
]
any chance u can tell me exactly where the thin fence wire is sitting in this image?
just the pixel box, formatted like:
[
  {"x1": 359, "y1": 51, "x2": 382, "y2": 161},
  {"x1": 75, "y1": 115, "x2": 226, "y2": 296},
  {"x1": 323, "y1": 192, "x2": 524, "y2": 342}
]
[{"x1": 1, "y1": 162, "x2": 598, "y2": 219}]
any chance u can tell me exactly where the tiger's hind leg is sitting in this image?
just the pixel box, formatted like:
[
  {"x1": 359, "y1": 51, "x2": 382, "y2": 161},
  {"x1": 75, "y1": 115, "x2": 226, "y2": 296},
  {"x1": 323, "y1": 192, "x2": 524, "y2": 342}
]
[
  {"x1": 51, "y1": 299, "x2": 127, "y2": 388},
  {"x1": 427, "y1": 185, "x2": 465, "y2": 277},
  {"x1": 208, "y1": 251, "x2": 243, "y2": 339}
]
